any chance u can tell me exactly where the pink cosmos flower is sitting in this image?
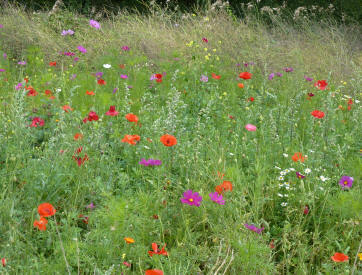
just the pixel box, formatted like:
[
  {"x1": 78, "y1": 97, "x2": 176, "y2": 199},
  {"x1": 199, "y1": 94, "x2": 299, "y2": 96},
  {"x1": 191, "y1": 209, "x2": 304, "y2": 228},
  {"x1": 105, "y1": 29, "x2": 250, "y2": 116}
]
[
  {"x1": 209, "y1": 192, "x2": 225, "y2": 205},
  {"x1": 30, "y1": 117, "x2": 44, "y2": 127},
  {"x1": 77, "y1": 45, "x2": 87, "y2": 54},
  {"x1": 180, "y1": 190, "x2": 202, "y2": 207},
  {"x1": 89, "y1": 19, "x2": 100, "y2": 29},
  {"x1": 245, "y1": 124, "x2": 257, "y2": 131}
]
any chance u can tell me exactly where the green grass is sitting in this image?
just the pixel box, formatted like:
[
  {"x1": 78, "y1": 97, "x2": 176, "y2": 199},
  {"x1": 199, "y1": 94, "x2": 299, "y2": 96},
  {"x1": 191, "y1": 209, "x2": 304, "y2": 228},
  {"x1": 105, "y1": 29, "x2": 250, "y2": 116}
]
[{"x1": 0, "y1": 4, "x2": 361, "y2": 275}]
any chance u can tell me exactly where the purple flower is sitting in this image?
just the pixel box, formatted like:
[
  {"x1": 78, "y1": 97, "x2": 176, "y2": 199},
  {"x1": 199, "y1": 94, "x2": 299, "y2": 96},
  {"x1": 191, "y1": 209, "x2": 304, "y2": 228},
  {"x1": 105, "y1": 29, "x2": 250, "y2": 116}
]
[
  {"x1": 95, "y1": 72, "x2": 103, "y2": 79},
  {"x1": 120, "y1": 74, "x2": 128, "y2": 79},
  {"x1": 61, "y1": 29, "x2": 74, "y2": 36},
  {"x1": 15, "y1": 83, "x2": 23, "y2": 90},
  {"x1": 121, "y1": 46, "x2": 130, "y2": 51},
  {"x1": 18, "y1": 61, "x2": 26, "y2": 65},
  {"x1": 268, "y1": 73, "x2": 275, "y2": 80},
  {"x1": 113, "y1": 88, "x2": 118, "y2": 94},
  {"x1": 89, "y1": 19, "x2": 101, "y2": 29},
  {"x1": 86, "y1": 202, "x2": 95, "y2": 209},
  {"x1": 0, "y1": 24, "x2": 3, "y2": 28},
  {"x1": 77, "y1": 45, "x2": 87, "y2": 53},
  {"x1": 202, "y1": 37, "x2": 208, "y2": 43},
  {"x1": 62, "y1": 52, "x2": 75, "y2": 56},
  {"x1": 276, "y1": 72, "x2": 283, "y2": 77},
  {"x1": 74, "y1": 57, "x2": 79, "y2": 62},
  {"x1": 339, "y1": 176, "x2": 353, "y2": 189},
  {"x1": 200, "y1": 75, "x2": 208, "y2": 82},
  {"x1": 244, "y1": 62, "x2": 255, "y2": 67},
  {"x1": 283, "y1": 67, "x2": 293, "y2": 72},
  {"x1": 150, "y1": 74, "x2": 156, "y2": 81},
  {"x1": 0, "y1": 69, "x2": 5, "y2": 72},
  {"x1": 70, "y1": 74, "x2": 77, "y2": 80},
  {"x1": 180, "y1": 190, "x2": 202, "y2": 207},
  {"x1": 236, "y1": 63, "x2": 241, "y2": 67},
  {"x1": 244, "y1": 223, "x2": 264, "y2": 234},
  {"x1": 3, "y1": 53, "x2": 7, "y2": 59},
  {"x1": 304, "y1": 75, "x2": 313, "y2": 82},
  {"x1": 139, "y1": 158, "x2": 162, "y2": 166},
  {"x1": 296, "y1": 172, "x2": 305, "y2": 179},
  {"x1": 209, "y1": 192, "x2": 225, "y2": 205}
]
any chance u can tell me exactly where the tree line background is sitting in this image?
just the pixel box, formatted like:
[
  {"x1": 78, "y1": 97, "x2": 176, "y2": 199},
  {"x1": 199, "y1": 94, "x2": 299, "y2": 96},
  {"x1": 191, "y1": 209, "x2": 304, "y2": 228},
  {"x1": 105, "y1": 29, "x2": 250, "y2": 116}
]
[{"x1": 4, "y1": 0, "x2": 362, "y2": 23}]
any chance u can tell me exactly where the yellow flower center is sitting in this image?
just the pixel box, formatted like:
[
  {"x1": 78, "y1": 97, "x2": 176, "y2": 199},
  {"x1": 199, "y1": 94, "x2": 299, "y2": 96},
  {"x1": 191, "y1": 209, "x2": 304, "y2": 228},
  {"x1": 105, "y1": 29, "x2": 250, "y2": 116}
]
[
  {"x1": 344, "y1": 181, "x2": 348, "y2": 185},
  {"x1": 189, "y1": 199, "x2": 193, "y2": 202}
]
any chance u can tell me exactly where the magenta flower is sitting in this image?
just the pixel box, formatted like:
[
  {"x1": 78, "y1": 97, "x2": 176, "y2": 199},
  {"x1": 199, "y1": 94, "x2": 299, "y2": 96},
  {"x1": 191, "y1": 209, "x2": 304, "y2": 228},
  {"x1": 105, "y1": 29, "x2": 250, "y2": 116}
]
[
  {"x1": 95, "y1": 72, "x2": 103, "y2": 79},
  {"x1": 202, "y1": 37, "x2": 208, "y2": 43},
  {"x1": 18, "y1": 61, "x2": 26, "y2": 65},
  {"x1": 29, "y1": 117, "x2": 44, "y2": 127},
  {"x1": 77, "y1": 45, "x2": 87, "y2": 53},
  {"x1": 304, "y1": 76, "x2": 313, "y2": 82},
  {"x1": 0, "y1": 69, "x2": 5, "y2": 72},
  {"x1": 339, "y1": 176, "x2": 353, "y2": 189},
  {"x1": 121, "y1": 46, "x2": 130, "y2": 51},
  {"x1": 276, "y1": 72, "x2": 283, "y2": 77},
  {"x1": 120, "y1": 74, "x2": 128, "y2": 79},
  {"x1": 180, "y1": 190, "x2": 202, "y2": 207},
  {"x1": 15, "y1": 83, "x2": 23, "y2": 90},
  {"x1": 296, "y1": 172, "x2": 305, "y2": 179},
  {"x1": 244, "y1": 223, "x2": 264, "y2": 234},
  {"x1": 61, "y1": 29, "x2": 74, "y2": 36},
  {"x1": 245, "y1": 124, "x2": 257, "y2": 131},
  {"x1": 0, "y1": 24, "x2": 3, "y2": 28},
  {"x1": 3, "y1": 53, "x2": 7, "y2": 59},
  {"x1": 283, "y1": 67, "x2": 294, "y2": 72},
  {"x1": 139, "y1": 158, "x2": 162, "y2": 166},
  {"x1": 209, "y1": 192, "x2": 225, "y2": 205},
  {"x1": 62, "y1": 51, "x2": 75, "y2": 56},
  {"x1": 268, "y1": 73, "x2": 275, "y2": 80},
  {"x1": 86, "y1": 202, "x2": 95, "y2": 209},
  {"x1": 89, "y1": 19, "x2": 100, "y2": 29}
]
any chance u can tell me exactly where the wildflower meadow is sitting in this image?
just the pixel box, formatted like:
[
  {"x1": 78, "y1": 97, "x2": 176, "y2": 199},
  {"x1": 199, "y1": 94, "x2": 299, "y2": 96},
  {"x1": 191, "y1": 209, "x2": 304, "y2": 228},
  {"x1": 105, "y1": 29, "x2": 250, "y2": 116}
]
[{"x1": 0, "y1": 2, "x2": 361, "y2": 274}]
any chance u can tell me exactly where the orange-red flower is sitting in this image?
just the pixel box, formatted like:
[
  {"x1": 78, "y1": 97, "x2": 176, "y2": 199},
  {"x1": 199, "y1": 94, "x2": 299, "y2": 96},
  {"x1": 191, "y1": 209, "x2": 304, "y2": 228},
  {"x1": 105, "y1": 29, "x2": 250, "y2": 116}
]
[
  {"x1": 97, "y1": 79, "x2": 106, "y2": 85},
  {"x1": 119, "y1": 64, "x2": 125, "y2": 69},
  {"x1": 211, "y1": 73, "x2": 221, "y2": 80},
  {"x1": 145, "y1": 270, "x2": 163, "y2": 275},
  {"x1": 49, "y1": 61, "x2": 56, "y2": 66},
  {"x1": 215, "y1": 181, "x2": 233, "y2": 195},
  {"x1": 33, "y1": 217, "x2": 48, "y2": 231},
  {"x1": 26, "y1": 86, "x2": 38, "y2": 96},
  {"x1": 314, "y1": 80, "x2": 328, "y2": 90},
  {"x1": 86, "y1": 90, "x2": 95, "y2": 95},
  {"x1": 292, "y1": 152, "x2": 306, "y2": 162},
  {"x1": 155, "y1": 74, "x2": 163, "y2": 83},
  {"x1": 124, "y1": 237, "x2": 135, "y2": 244},
  {"x1": 239, "y1": 72, "x2": 252, "y2": 80},
  {"x1": 331, "y1": 252, "x2": 348, "y2": 262},
  {"x1": 122, "y1": 135, "x2": 140, "y2": 145},
  {"x1": 160, "y1": 134, "x2": 177, "y2": 147},
  {"x1": 74, "y1": 133, "x2": 83, "y2": 140},
  {"x1": 311, "y1": 110, "x2": 325, "y2": 119},
  {"x1": 148, "y1": 243, "x2": 168, "y2": 257},
  {"x1": 38, "y1": 203, "x2": 56, "y2": 217},
  {"x1": 125, "y1": 113, "x2": 138, "y2": 123},
  {"x1": 237, "y1": 83, "x2": 244, "y2": 88},
  {"x1": 62, "y1": 105, "x2": 73, "y2": 112}
]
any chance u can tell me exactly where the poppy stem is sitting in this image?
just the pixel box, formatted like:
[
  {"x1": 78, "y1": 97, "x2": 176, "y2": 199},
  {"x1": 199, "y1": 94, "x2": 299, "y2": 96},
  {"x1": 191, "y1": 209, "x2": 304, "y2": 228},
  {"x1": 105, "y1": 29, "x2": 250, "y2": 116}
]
[
  {"x1": 54, "y1": 215, "x2": 71, "y2": 275},
  {"x1": 351, "y1": 239, "x2": 362, "y2": 275}
]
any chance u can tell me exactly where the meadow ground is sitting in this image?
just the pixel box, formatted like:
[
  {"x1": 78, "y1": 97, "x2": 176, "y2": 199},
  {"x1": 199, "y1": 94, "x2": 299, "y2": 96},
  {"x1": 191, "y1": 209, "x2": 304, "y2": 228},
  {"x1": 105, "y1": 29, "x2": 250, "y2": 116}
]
[{"x1": 0, "y1": 4, "x2": 361, "y2": 275}]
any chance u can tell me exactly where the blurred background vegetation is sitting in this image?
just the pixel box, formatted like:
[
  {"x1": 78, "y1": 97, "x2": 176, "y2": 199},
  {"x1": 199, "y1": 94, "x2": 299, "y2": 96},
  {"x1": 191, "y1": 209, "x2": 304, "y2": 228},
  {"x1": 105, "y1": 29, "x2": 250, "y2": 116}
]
[{"x1": 4, "y1": 0, "x2": 361, "y2": 24}]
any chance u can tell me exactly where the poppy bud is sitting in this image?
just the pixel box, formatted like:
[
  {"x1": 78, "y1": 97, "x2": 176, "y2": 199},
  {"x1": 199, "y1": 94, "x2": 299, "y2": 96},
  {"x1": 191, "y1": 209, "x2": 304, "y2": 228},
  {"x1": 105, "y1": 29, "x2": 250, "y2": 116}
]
[
  {"x1": 303, "y1": 205, "x2": 309, "y2": 215},
  {"x1": 1, "y1": 258, "x2": 5, "y2": 266}
]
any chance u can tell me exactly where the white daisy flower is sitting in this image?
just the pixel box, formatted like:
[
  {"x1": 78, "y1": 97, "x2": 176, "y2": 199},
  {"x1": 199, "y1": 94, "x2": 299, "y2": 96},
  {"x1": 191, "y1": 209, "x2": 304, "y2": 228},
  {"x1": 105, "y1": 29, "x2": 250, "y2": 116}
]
[
  {"x1": 289, "y1": 168, "x2": 295, "y2": 171},
  {"x1": 275, "y1": 166, "x2": 281, "y2": 170},
  {"x1": 278, "y1": 176, "x2": 284, "y2": 181},
  {"x1": 320, "y1": 176, "x2": 330, "y2": 182},
  {"x1": 355, "y1": 99, "x2": 360, "y2": 103},
  {"x1": 280, "y1": 171, "x2": 286, "y2": 176},
  {"x1": 283, "y1": 153, "x2": 288, "y2": 157},
  {"x1": 103, "y1": 64, "x2": 111, "y2": 69},
  {"x1": 304, "y1": 168, "x2": 311, "y2": 174},
  {"x1": 284, "y1": 194, "x2": 288, "y2": 197},
  {"x1": 281, "y1": 202, "x2": 288, "y2": 207},
  {"x1": 284, "y1": 169, "x2": 290, "y2": 173},
  {"x1": 278, "y1": 193, "x2": 283, "y2": 197}
]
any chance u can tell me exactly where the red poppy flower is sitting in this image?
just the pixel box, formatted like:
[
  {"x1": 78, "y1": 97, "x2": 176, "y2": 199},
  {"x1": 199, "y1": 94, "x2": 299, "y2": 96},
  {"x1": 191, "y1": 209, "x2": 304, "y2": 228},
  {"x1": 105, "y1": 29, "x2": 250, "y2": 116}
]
[
  {"x1": 97, "y1": 79, "x2": 106, "y2": 85},
  {"x1": 30, "y1": 117, "x2": 44, "y2": 127},
  {"x1": 215, "y1": 181, "x2": 233, "y2": 195},
  {"x1": 311, "y1": 110, "x2": 325, "y2": 118},
  {"x1": 122, "y1": 135, "x2": 140, "y2": 145},
  {"x1": 148, "y1": 243, "x2": 168, "y2": 257},
  {"x1": 87, "y1": 111, "x2": 99, "y2": 121},
  {"x1": 237, "y1": 83, "x2": 244, "y2": 88},
  {"x1": 1, "y1": 258, "x2": 6, "y2": 267},
  {"x1": 211, "y1": 73, "x2": 221, "y2": 80},
  {"x1": 292, "y1": 152, "x2": 306, "y2": 162},
  {"x1": 86, "y1": 90, "x2": 95, "y2": 95},
  {"x1": 38, "y1": 203, "x2": 56, "y2": 217},
  {"x1": 26, "y1": 87, "x2": 38, "y2": 96},
  {"x1": 331, "y1": 252, "x2": 348, "y2": 262},
  {"x1": 155, "y1": 74, "x2": 163, "y2": 83},
  {"x1": 49, "y1": 61, "x2": 56, "y2": 66},
  {"x1": 160, "y1": 134, "x2": 177, "y2": 147},
  {"x1": 24, "y1": 77, "x2": 29, "y2": 83},
  {"x1": 303, "y1": 205, "x2": 309, "y2": 215},
  {"x1": 145, "y1": 270, "x2": 163, "y2": 275},
  {"x1": 125, "y1": 113, "x2": 138, "y2": 123},
  {"x1": 119, "y1": 64, "x2": 125, "y2": 69},
  {"x1": 62, "y1": 105, "x2": 73, "y2": 112},
  {"x1": 314, "y1": 80, "x2": 328, "y2": 90},
  {"x1": 239, "y1": 72, "x2": 252, "y2": 80},
  {"x1": 105, "y1": 106, "x2": 119, "y2": 116},
  {"x1": 33, "y1": 217, "x2": 48, "y2": 231},
  {"x1": 249, "y1": 97, "x2": 254, "y2": 102},
  {"x1": 45, "y1": 90, "x2": 52, "y2": 96},
  {"x1": 74, "y1": 133, "x2": 83, "y2": 140}
]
